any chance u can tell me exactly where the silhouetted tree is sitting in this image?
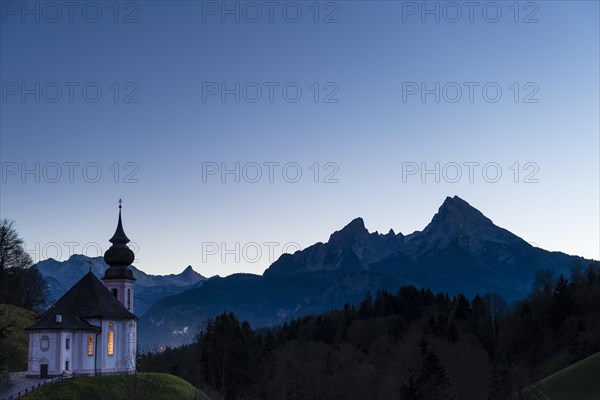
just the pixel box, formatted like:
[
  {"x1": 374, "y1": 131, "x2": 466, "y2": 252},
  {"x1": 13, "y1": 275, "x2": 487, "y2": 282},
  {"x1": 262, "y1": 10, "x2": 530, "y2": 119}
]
[
  {"x1": 400, "y1": 374, "x2": 420, "y2": 400},
  {"x1": 453, "y1": 294, "x2": 471, "y2": 320},
  {"x1": 480, "y1": 293, "x2": 508, "y2": 354},
  {"x1": 197, "y1": 313, "x2": 257, "y2": 400},
  {"x1": 0, "y1": 307, "x2": 15, "y2": 370},
  {"x1": 447, "y1": 323, "x2": 459, "y2": 343},
  {"x1": 549, "y1": 275, "x2": 576, "y2": 329},
  {"x1": 532, "y1": 268, "x2": 556, "y2": 294},
  {"x1": 0, "y1": 219, "x2": 23, "y2": 274},
  {"x1": 488, "y1": 354, "x2": 511, "y2": 400},
  {"x1": 358, "y1": 292, "x2": 373, "y2": 319},
  {"x1": 585, "y1": 263, "x2": 600, "y2": 287},
  {"x1": 0, "y1": 219, "x2": 47, "y2": 311},
  {"x1": 418, "y1": 350, "x2": 451, "y2": 400}
]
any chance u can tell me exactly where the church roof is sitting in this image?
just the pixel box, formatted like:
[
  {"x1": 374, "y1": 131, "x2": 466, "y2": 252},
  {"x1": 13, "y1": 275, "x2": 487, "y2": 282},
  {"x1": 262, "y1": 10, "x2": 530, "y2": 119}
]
[{"x1": 27, "y1": 271, "x2": 137, "y2": 331}]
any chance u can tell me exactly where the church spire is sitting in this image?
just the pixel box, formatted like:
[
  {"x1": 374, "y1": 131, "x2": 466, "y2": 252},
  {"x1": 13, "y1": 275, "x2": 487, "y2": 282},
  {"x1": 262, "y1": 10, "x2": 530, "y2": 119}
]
[
  {"x1": 103, "y1": 200, "x2": 135, "y2": 281},
  {"x1": 109, "y1": 199, "x2": 130, "y2": 245}
]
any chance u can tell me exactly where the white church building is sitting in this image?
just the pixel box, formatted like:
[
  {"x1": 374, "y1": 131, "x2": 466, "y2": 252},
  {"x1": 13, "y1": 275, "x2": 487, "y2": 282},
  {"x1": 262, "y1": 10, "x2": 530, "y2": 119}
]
[{"x1": 26, "y1": 203, "x2": 138, "y2": 378}]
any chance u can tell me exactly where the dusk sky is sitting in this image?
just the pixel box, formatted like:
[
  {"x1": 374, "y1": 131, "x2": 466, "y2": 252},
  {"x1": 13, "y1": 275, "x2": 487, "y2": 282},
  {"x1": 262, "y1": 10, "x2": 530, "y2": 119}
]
[{"x1": 1, "y1": 1, "x2": 598, "y2": 277}]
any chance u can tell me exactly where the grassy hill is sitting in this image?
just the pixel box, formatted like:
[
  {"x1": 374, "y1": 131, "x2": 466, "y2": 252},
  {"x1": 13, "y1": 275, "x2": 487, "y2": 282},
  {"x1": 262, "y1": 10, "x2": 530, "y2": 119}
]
[
  {"x1": 22, "y1": 373, "x2": 210, "y2": 400},
  {"x1": 525, "y1": 352, "x2": 600, "y2": 400},
  {"x1": 0, "y1": 304, "x2": 37, "y2": 371}
]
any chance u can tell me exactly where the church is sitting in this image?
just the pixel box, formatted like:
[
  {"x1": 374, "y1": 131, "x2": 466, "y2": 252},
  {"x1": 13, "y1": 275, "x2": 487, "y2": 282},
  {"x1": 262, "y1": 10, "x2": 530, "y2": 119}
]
[{"x1": 26, "y1": 203, "x2": 138, "y2": 378}]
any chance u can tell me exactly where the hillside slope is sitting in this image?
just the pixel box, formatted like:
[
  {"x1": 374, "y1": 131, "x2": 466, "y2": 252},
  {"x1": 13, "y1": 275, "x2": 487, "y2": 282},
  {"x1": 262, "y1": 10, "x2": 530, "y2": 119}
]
[
  {"x1": 22, "y1": 373, "x2": 209, "y2": 400},
  {"x1": 0, "y1": 304, "x2": 37, "y2": 371},
  {"x1": 526, "y1": 352, "x2": 600, "y2": 400}
]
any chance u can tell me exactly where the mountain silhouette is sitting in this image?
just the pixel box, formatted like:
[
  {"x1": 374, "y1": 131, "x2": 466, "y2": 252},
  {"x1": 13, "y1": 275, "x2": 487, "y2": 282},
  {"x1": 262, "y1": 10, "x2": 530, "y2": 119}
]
[{"x1": 138, "y1": 196, "x2": 592, "y2": 347}]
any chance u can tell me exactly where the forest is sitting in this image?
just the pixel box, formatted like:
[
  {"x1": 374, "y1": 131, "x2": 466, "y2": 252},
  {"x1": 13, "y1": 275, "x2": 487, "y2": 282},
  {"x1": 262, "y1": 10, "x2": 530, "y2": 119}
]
[{"x1": 140, "y1": 262, "x2": 600, "y2": 400}]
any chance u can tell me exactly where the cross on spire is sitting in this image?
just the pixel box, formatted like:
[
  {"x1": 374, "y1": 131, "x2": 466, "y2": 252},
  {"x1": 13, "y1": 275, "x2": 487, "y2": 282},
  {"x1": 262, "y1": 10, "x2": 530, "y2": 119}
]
[{"x1": 109, "y1": 199, "x2": 130, "y2": 245}]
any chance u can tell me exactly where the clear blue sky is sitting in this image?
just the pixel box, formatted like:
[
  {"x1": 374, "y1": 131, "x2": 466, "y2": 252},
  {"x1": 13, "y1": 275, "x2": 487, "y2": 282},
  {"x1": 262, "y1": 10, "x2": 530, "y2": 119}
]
[{"x1": 1, "y1": 1, "x2": 598, "y2": 276}]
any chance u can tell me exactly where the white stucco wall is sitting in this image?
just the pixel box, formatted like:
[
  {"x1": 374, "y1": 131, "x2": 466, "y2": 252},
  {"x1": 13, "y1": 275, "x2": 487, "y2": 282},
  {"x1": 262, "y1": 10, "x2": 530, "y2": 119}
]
[
  {"x1": 98, "y1": 319, "x2": 137, "y2": 374},
  {"x1": 69, "y1": 330, "x2": 98, "y2": 375},
  {"x1": 27, "y1": 319, "x2": 136, "y2": 377},
  {"x1": 27, "y1": 331, "x2": 63, "y2": 377}
]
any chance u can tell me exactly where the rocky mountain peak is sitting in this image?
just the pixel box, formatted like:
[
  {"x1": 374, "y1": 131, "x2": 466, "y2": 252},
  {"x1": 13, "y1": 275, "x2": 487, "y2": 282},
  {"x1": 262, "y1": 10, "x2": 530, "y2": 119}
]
[
  {"x1": 427, "y1": 196, "x2": 492, "y2": 233},
  {"x1": 180, "y1": 265, "x2": 205, "y2": 279},
  {"x1": 328, "y1": 217, "x2": 369, "y2": 246}
]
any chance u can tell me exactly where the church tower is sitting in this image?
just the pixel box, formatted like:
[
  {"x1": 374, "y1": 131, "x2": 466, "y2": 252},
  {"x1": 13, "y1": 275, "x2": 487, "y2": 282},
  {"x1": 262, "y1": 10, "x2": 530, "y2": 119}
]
[{"x1": 102, "y1": 200, "x2": 136, "y2": 312}]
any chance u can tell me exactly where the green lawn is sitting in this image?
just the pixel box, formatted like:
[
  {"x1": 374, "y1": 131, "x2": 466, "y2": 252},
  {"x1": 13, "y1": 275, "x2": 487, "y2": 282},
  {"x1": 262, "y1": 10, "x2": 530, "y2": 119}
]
[
  {"x1": 22, "y1": 373, "x2": 210, "y2": 400},
  {"x1": 525, "y1": 352, "x2": 600, "y2": 400},
  {"x1": 0, "y1": 304, "x2": 37, "y2": 371}
]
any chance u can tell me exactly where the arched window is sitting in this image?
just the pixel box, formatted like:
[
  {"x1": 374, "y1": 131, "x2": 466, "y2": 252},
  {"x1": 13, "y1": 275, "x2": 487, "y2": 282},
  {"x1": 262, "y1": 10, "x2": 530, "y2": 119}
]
[
  {"x1": 87, "y1": 335, "x2": 94, "y2": 356},
  {"x1": 108, "y1": 323, "x2": 114, "y2": 356},
  {"x1": 107, "y1": 331, "x2": 114, "y2": 355}
]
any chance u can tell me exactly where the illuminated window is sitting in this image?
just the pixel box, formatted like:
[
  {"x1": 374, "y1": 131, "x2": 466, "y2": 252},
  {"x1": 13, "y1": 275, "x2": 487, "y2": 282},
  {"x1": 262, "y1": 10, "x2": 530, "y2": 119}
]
[
  {"x1": 108, "y1": 331, "x2": 114, "y2": 356},
  {"x1": 87, "y1": 335, "x2": 94, "y2": 356}
]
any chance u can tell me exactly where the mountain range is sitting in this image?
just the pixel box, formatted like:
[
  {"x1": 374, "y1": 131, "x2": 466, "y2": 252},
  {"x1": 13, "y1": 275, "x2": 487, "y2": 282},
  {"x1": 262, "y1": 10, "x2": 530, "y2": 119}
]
[
  {"x1": 137, "y1": 196, "x2": 590, "y2": 347},
  {"x1": 34, "y1": 255, "x2": 207, "y2": 315},
  {"x1": 33, "y1": 196, "x2": 592, "y2": 348}
]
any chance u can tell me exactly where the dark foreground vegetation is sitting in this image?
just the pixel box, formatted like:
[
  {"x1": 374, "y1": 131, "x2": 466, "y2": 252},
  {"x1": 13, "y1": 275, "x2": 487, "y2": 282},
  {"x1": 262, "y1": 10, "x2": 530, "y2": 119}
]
[
  {"x1": 140, "y1": 261, "x2": 600, "y2": 400},
  {"x1": 0, "y1": 219, "x2": 48, "y2": 313},
  {"x1": 0, "y1": 219, "x2": 48, "y2": 390}
]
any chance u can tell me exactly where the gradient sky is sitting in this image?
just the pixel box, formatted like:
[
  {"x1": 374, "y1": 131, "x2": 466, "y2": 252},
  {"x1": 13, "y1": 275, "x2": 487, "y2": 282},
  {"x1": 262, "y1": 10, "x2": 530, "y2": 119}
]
[{"x1": 1, "y1": 0, "x2": 598, "y2": 277}]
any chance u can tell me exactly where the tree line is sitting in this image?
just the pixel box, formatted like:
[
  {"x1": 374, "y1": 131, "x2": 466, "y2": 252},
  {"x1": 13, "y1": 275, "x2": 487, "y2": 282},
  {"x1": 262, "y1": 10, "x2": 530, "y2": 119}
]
[
  {"x1": 0, "y1": 219, "x2": 48, "y2": 311},
  {"x1": 140, "y1": 262, "x2": 600, "y2": 400},
  {"x1": 0, "y1": 219, "x2": 48, "y2": 375}
]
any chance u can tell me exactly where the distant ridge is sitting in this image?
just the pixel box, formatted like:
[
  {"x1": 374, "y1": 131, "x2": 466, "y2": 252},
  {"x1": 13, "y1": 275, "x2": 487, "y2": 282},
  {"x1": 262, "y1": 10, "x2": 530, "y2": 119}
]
[{"x1": 34, "y1": 255, "x2": 207, "y2": 315}]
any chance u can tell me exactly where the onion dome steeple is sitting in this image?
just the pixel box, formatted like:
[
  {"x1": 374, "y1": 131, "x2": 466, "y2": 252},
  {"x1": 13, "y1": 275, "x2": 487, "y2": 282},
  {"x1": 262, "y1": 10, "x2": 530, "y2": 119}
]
[{"x1": 103, "y1": 199, "x2": 135, "y2": 281}]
